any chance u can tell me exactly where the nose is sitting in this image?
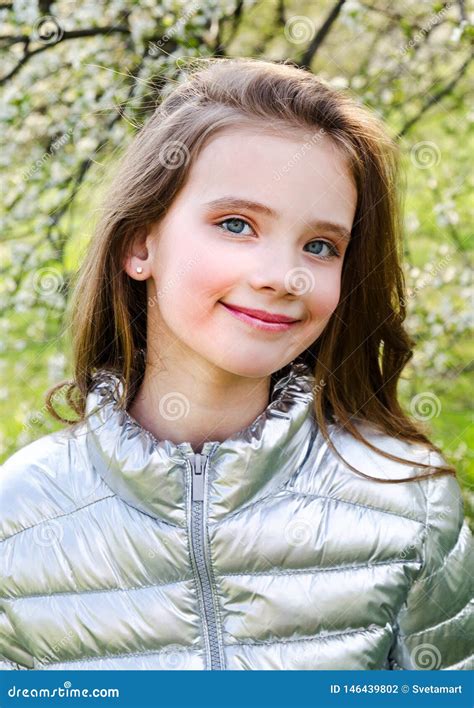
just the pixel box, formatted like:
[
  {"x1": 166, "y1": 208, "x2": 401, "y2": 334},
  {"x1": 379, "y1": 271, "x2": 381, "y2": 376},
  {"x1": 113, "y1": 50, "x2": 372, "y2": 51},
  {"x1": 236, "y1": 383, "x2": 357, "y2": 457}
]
[{"x1": 247, "y1": 248, "x2": 306, "y2": 297}]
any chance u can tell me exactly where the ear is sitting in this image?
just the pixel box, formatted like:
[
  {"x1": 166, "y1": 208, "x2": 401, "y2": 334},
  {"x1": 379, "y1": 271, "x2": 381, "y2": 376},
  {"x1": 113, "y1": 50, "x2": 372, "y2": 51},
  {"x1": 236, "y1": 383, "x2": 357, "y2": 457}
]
[{"x1": 123, "y1": 226, "x2": 152, "y2": 280}]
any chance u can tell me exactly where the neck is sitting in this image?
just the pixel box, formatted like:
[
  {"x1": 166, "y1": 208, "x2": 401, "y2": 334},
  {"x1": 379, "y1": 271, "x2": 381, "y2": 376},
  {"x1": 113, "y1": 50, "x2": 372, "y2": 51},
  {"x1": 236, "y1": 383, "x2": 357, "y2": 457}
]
[
  {"x1": 127, "y1": 359, "x2": 273, "y2": 454},
  {"x1": 85, "y1": 359, "x2": 317, "y2": 522}
]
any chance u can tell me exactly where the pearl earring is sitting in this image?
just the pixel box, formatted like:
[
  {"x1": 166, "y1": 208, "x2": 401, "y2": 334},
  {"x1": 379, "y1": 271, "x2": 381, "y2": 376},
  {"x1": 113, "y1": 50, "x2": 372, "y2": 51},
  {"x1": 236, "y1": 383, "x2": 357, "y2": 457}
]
[{"x1": 136, "y1": 266, "x2": 143, "y2": 274}]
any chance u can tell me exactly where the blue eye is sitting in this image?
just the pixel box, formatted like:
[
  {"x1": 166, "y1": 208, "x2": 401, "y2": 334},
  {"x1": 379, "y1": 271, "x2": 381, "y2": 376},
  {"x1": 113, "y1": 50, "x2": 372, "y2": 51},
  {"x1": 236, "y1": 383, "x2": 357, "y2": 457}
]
[
  {"x1": 216, "y1": 217, "x2": 253, "y2": 235},
  {"x1": 215, "y1": 218, "x2": 340, "y2": 261},
  {"x1": 304, "y1": 240, "x2": 340, "y2": 260}
]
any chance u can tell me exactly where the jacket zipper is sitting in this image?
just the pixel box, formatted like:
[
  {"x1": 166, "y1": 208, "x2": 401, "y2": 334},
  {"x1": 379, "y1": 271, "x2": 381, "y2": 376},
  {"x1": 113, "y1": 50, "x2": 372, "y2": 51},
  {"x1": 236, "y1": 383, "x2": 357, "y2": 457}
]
[{"x1": 189, "y1": 451, "x2": 223, "y2": 670}]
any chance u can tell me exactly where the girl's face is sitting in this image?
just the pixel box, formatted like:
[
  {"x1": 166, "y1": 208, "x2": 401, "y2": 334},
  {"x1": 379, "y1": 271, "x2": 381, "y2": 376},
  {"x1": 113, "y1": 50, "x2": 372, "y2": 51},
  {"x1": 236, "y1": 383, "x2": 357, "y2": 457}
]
[{"x1": 140, "y1": 126, "x2": 357, "y2": 379}]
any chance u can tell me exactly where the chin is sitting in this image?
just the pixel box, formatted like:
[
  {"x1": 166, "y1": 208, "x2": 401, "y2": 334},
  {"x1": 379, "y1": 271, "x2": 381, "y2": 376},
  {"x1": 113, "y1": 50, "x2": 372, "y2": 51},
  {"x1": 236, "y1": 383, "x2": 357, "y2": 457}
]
[{"x1": 210, "y1": 356, "x2": 290, "y2": 381}]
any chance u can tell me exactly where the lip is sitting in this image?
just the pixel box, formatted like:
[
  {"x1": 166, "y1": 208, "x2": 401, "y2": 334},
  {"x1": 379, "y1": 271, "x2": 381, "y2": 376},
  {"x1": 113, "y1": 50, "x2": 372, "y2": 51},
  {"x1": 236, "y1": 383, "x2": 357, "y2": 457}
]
[
  {"x1": 221, "y1": 302, "x2": 300, "y2": 324},
  {"x1": 220, "y1": 302, "x2": 300, "y2": 332}
]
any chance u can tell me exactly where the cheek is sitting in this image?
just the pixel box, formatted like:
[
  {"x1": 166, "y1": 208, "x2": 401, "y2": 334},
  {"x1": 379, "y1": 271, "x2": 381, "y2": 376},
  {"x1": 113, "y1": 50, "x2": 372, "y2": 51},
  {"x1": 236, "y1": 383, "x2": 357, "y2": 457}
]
[
  {"x1": 181, "y1": 244, "x2": 236, "y2": 302},
  {"x1": 307, "y1": 271, "x2": 341, "y2": 319},
  {"x1": 158, "y1": 255, "x2": 230, "y2": 325}
]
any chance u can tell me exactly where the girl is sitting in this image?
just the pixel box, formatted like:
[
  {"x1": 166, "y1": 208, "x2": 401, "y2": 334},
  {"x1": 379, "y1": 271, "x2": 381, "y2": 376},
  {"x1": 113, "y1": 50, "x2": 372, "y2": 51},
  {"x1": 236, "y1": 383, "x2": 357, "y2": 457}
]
[{"x1": 1, "y1": 58, "x2": 472, "y2": 671}]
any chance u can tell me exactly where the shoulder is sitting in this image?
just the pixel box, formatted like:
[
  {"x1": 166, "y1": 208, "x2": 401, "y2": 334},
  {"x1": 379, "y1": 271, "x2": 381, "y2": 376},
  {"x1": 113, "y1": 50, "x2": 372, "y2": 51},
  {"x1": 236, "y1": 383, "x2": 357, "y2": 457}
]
[
  {"x1": 2, "y1": 426, "x2": 73, "y2": 472},
  {"x1": 322, "y1": 419, "x2": 467, "y2": 534},
  {"x1": 326, "y1": 418, "x2": 436, "y2": 482},
  {"x1": 416, "y1": 449, "x2": 472, "y2": 576},
  {"x1": 0, "y1": 423, "x2": 110, "y2": 542}
]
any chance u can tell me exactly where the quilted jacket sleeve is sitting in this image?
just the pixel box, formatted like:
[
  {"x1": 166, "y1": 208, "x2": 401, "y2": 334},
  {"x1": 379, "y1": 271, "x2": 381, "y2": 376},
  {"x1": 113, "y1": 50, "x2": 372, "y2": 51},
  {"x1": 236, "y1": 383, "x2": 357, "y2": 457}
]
[
  {"x1": 0, "y1": 442, "x2": 45, "y2": 670},
  {"x1": 0, "y1": 603, "x2": 33, "y2": 670},
  {"x1": 388, "y1": 452, "x2": 474, "y2": 670}
]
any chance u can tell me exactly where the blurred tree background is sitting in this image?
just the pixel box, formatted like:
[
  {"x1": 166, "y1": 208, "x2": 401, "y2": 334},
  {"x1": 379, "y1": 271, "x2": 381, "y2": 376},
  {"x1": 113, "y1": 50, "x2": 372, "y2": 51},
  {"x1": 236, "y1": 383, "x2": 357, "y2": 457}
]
[{"x1": 0, "y1": 0, "x2": 472, "y2": 527}]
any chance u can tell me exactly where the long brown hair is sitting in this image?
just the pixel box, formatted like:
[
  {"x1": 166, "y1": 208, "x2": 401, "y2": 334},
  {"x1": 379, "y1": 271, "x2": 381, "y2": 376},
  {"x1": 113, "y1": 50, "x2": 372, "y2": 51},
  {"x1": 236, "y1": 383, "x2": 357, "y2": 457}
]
[{"x1": 46, "y1": 57, "x2": 456, "y2": 484}]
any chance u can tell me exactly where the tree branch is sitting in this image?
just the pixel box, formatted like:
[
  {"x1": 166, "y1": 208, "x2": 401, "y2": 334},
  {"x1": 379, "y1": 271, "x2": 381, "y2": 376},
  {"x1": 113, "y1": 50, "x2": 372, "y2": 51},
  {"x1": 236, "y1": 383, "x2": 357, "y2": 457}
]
[
  {"x1": 50, "y1": 42, "x2": 163, "y2": 256},
  {"x1": 398, "y1": 52, "x2": 472, "y2": 137},
  {"x1": 204, "y1": 0, "x2": 246, "y2": 56},
  {"x1": 296, "y1": 0, "x2": 347, "y2": 69},
  {"x1": 0, "y1": 26, "x2": 130, "y2": 86}
]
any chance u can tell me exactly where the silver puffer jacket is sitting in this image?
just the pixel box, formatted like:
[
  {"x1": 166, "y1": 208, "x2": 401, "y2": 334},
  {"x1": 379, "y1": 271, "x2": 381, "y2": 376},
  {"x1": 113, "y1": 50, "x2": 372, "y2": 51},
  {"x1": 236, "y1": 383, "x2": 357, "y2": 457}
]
[{"x1": 1, "y1": 363, "x2": 473, "y2": 670}]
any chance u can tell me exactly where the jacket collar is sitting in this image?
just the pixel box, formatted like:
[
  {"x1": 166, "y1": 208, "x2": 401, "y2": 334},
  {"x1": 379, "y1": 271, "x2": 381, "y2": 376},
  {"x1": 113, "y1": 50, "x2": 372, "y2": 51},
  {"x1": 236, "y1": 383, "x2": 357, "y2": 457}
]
[{"x1": 85, "y1": 362, "x2": 318, "y2": 525}]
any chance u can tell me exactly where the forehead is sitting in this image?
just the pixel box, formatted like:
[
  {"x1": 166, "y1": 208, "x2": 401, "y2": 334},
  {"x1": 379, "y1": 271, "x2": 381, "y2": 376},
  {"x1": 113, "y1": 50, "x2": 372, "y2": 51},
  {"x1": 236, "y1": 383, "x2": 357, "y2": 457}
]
[{"x1": 179, "y1": 124, "x2": 357, "y2": 226}]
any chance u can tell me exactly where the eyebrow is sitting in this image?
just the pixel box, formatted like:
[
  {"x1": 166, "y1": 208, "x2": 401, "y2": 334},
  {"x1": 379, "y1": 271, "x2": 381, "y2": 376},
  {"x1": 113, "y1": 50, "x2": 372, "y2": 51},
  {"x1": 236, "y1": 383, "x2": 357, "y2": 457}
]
[{"x1": 202, "y1": 197, "x2": 351, "y2": 242}]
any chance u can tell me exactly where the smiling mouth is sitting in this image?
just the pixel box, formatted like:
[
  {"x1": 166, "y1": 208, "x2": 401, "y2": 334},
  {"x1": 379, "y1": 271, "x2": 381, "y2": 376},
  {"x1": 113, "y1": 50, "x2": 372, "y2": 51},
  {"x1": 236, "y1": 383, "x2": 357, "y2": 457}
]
[
  {"x1": 219, "y1": 302, "x2": 300, "y2": 332},
  {"x1": 220, "y1": 302, "x2": 300, "y2": 323}
]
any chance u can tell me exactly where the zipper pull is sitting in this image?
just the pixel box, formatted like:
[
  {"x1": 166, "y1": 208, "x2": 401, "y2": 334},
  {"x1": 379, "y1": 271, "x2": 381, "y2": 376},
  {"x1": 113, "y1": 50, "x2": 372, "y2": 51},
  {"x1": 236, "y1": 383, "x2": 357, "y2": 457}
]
[{"x1": 191, "y1": 453, "x2": 205, "y2": 501}]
